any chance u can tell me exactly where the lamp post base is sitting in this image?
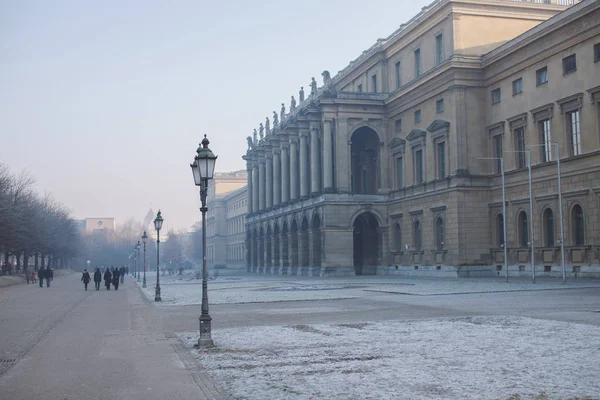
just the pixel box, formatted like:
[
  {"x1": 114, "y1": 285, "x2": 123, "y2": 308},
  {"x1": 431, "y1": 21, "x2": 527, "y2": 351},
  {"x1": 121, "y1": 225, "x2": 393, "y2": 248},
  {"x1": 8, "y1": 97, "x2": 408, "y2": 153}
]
[
  {"x1": 143, "y1": 276, "x2": 147, "y2": 288},
  {"x1": 197, "y1": 314, "x2": 214, "y2": 348},
  {"x1": 155, "y1": 286, "x2": 161, "y2": 302}
]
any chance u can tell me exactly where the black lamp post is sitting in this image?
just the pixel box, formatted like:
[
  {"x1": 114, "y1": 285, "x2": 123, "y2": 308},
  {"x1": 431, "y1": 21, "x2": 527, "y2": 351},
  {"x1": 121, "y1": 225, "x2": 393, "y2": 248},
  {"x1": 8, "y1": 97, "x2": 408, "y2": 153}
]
[
  {"x1": 191, "y1": 134, "x2": 217, "y2": 348},
  {"x1": 136, "y1": 241, "x2": 141, "y2": 282},
  {"x1": 154, "y1": 210, "x2": 163, "y2": 301},
  {"x1": 142, "y1": 231, "x2": 148, "y2": 288}
]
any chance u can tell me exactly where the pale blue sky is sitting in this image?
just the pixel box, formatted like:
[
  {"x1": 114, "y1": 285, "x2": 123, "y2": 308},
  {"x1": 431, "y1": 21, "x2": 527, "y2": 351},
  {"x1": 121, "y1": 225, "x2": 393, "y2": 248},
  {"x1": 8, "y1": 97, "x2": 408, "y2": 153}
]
[{"x1": 0, "y1": 0, "x2": 432, "y2": 231}]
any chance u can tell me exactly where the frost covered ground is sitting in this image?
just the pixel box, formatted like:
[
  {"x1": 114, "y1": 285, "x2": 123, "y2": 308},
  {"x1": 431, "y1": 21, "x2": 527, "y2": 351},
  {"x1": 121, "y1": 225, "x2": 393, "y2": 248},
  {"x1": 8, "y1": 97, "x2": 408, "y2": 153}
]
[
  {"x1": 179, "y1": 316, "x2": 600, "y2": 400},
  {"x1": 137, "y1": 271, "x2": 600, "y2": 306}
]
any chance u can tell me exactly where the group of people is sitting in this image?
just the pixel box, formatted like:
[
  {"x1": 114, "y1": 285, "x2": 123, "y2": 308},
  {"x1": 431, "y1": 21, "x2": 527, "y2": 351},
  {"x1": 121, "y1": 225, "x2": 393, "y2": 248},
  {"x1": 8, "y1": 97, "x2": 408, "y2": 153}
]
[
  {"x1": 31, "y1": 267, "x2": 54, "y2": 287},
  {"x1": 81, "y1": 266, "x2": 127, "y2": 291}
]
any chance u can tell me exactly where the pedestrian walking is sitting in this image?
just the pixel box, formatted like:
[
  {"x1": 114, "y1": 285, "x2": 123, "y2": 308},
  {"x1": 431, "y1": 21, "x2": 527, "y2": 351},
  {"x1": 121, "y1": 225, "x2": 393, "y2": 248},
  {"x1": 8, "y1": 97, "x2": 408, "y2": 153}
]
[
  {"x1": 120, "y1": 266, "x2": 125, "y2": 284},
  {"x1": 46, "y1": 268, "x2": 53, "y2": 287},
  {"x1": 93, "y1": 268, "x2": 102, "y2": 290},
  {"x1": 38, "y1": 267, "x2": 45, "y2": 288},
  {"x1": 81, "y1": 269, "x2": 91, "y2": 291},
  {"x1": 104, "y1": 268, "x2": 112, "y2": 290},
  {"x1": 112, "y1": 268, "x2": 120, "y2": 290},
  {"x1": 31, "y1": 271, "x2": 36, "y2": 283}
]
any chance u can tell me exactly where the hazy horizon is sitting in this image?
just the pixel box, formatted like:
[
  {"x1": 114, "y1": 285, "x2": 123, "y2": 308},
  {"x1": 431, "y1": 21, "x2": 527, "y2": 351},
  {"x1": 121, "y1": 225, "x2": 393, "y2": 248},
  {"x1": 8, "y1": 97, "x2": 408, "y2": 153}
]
[{"x1": 1, "y1": 0, "x2": 433, "y2": 230}]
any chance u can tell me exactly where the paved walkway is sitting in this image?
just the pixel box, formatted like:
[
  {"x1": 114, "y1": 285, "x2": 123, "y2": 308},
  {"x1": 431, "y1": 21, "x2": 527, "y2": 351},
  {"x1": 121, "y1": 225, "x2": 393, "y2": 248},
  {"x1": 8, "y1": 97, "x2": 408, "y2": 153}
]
[{"x1": 0, "y1": 274, "x2": 226, "y2": 400}]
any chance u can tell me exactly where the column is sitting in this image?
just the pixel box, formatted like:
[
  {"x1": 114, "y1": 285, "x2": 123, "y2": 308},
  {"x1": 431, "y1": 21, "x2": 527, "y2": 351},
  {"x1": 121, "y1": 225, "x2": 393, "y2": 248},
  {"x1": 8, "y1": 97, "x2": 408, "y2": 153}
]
[
  {"x1": 247, "y1": 164, "x2": 254, "y2": 214},
  {"x1": 252, "y1": 164, "x2": 259, "y2": 213},
  {"x1": 310, "y1": 124, "x2": 321, "y2": 195},
  {"x1": 273, "y1": 150, "x2": 281, "y2": 207},
  {"x1": 290, "y1": 140, "x2": 299, "y2": 201},
  {"x1": 265, "y1": 155, "x2": 273, "y2": 209},
  {"x1": 281, "y1": 146, "x2": 290, "y2": 204},
  {"x1": 323, "y1": 120, "x2": 334, "y2": 191},
  {"x1": 299, "y1": 130, "x2": 309, "y2": 199},
  {"x1": 258, "y1": 159, "x2": 266, "y2": 211}
]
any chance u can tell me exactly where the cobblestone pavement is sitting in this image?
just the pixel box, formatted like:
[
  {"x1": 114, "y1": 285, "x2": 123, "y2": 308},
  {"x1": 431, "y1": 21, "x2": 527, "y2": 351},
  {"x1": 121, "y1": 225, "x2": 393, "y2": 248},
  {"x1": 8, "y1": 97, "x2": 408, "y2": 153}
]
[{"x1": 0, "y1": 274, "x2": 227, "y2": 400}]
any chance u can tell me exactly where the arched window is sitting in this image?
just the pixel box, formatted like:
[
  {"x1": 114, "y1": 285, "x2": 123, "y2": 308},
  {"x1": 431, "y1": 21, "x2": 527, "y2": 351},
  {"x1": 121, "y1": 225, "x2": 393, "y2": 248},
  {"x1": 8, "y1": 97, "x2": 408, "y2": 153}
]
[
  {"x1": 543, "y1": 208, "x2": 555, "y2": 247},
  {"x1": 394, "y1": 223, "x2": 402, "y2": 250},
  {"x1": 571, "y1": 205, "x2": 585, "y2": 245},
  {"x1": 518, "y1": 211, "x2": 528, "y2": 248},
  {"x1": 496, "y1": 214, "x2": 505, "y2": 247},
  {"x1": 435, "y1": 217, "x2": 444, "y2": 250},
  {"x1": 413, "y1": 220, "x2": 422, "y2": 251}
]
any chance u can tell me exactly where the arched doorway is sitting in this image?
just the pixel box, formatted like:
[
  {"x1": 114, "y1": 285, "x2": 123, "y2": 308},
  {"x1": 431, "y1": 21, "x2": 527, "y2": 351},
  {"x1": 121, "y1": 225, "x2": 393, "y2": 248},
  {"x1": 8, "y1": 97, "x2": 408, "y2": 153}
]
[
  {"x1": 273, "y1": 224, "x2": 280, "y2": 272},
  {"x1": 281, "y1": 222, "x2": 289, "y2": 274},
  {"x1": 353, "y1": 212, "x2": 379, "y2": 275},
  {"x1": 300, "y1": 217, "x2": 310, "y2": 274},
  {"x1": 266, "y1": 225, "x2": 272, "y2": 272},
  {"x1": 252, "y1": 228, "x2": 258, "y2": 272},
  {"x1": 351, "y1": 127, "x2": 380, "y2": 194},
  {"x1": 259, "y1": 227, "x2": 265, "y2": 272},
  {"x1": 290, "y1": 220, "x2": 299, "y2": 275},
  {"x1": 246, "y1": 231, "x2": 252, "y2": 272},
  {"x1": 312, "y1": 215, "x2": 321, "y2": 269}
]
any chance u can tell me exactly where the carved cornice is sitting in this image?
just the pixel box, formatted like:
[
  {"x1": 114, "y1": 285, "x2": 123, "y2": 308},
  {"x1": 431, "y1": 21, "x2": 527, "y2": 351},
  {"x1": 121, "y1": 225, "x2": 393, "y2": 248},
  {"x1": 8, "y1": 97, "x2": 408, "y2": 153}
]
[
  {"x1": 487, "y1": 121, "x2": 505, "y2": 135},
  {"x1": 389, "y1": 137, "x2": 407, "y2": 155},
  {"x1": 556, "y1": 92, "x2": 584, "y2": 114},
  {"x1": 587, "y1": 85, "x2": 600, "y2": 104},
  {"x1": 530, "y1": 103, "x2": 554, "y2": 122},
  {"x1": 406, "y1": 128, "x2": 427, "y2": 142},
  {"x1": 507, "y1": 113, "x2": 528, "y2": 130},
  {"x1": 427, "y1": 119, "x2": 450, "y2": 133},
  {"x1": 430, "y1": 205, "x2": 447, "y2": 213}
]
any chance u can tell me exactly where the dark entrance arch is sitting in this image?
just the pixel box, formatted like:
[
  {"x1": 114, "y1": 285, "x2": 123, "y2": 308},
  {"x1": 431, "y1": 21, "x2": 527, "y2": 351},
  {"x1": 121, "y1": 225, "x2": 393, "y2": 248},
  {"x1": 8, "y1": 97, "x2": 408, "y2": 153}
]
[
  {"x1": 353, "y1": 212, "x2": 379, "y2": 275},
  {"x1": 266, "y1": 225, "x2": 272, "y2": 273},
  {"x1": 300, "y1": 217, "x2": 310, "y2": 275},
  {"x1": 259, "y1": 227, "x2": 265, "y2": 272},
  {"x1": 273, "y1": 224, "x2": 280, "y2": 272},
  {"x1": 281, "y1": 222, "x2": 289, "y2": 275},
  {"x1": 312, "y1": 215, "x2": 321, "y2": 269},
  {"x1": 351, "y1": 127, "x2": 380, "y2": 194},
  {"x1": 290, "y1": 220, "x2": 299, "y2": 275},
  {"x1": 252, "y1": 228, "x2": 258, "y2": 272}
]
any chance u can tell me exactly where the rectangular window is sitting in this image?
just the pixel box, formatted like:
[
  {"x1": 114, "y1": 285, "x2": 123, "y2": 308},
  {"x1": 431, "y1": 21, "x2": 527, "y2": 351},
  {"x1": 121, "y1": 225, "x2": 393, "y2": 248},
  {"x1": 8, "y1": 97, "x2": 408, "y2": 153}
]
[
  {"x1": 539, "y1": 119, "x2": 552, "y2": 162},
  {"x1": 595, "y1": 43, "x2": 600, "y2": 63},
  {"x1": 357, "y1": 83, "x2": 362, "y2": 93},
  {"x1": 371, "y1": 74, "x2": 377, "y2": 93},
  {"x1": 536, "y1": 67, "x2": 548, "y2": 85},
  {"x1": 395, "y1": 118, "x2": 402, "y2": 132},
  {"x1": 568, "y1": 110, "x2": 581, "y2": 156},
  {"x1": 436, "y1": 99, "x2": 444, "y2": 114},
  {"x1": 492, "y1": 88, "x2": 501, "y2": 104},
  {"x1": 396, "y1": 157, "x2": 404, "y2": 188},
  {"x1": 414, "y1": 48, "x2": 421, "y2": 77},
  {"x1": 414, "y1": 109, "x2": 422, "y2": 123},
  {"x1": 437, "y1": 142, "x2": 446, "y2": 178},
  {"x1": 415, "y1": 149, "x2": 424, "y2": 184},
  {"x1": 395, "y1": 61, "x2": 402, "y2": 89},
  {"x1": 494, "y1": 135, "x2": 503, "y2": 173},
  {"x1": 515, "y1": 128, "x2": 526, "y2": 169},
  {"x1": 435, "y1": 34, "x2": 444, "y2": 65},
  {"x1": 562, "y1": 54, "x2": 577, "y2": 75},
  {"x1": 512, "y1": 78, "x2": 523, "y2": 95}
]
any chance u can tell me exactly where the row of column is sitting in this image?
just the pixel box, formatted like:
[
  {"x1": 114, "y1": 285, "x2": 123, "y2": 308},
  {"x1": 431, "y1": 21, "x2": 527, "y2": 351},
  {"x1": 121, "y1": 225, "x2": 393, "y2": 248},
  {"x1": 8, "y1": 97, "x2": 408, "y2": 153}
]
[{"x1": 246, "y1": 120, "x2": 334, "y2": 214}]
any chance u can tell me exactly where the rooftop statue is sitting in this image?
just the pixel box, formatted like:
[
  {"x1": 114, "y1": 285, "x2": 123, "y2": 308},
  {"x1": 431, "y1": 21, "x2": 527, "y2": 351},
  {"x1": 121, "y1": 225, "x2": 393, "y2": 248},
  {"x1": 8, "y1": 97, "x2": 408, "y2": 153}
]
[
  {"x1": 299, "y1": 86, "x2": 305, "y2": 103},
  {"x1": 246, "y1": 136, "x2": 253, "y2": 150},
  {"x1": 290, "y1": 96, "x2": 296, "y2": 112},
  {"x1": 280, "y1": 103, "x2": 286, "y2": 122},
  {"x1": 273, "y1": 111, "x2": 279, "y2": 127},
  {"x1": 310, "y1": 77, "x2": 317, "y2": 96},
  {"x1": 253, "y1": 128, "x2": 258, "y2": 144},
  {"x1": 259, "y1": 123, "x2": 264, "y2": 140},
  {"x1": 321, "y1": 70, "x2": 337, "y2": 98},
  {"x1": 265, "y1": 117, "x2": 271, "y2": 136}
]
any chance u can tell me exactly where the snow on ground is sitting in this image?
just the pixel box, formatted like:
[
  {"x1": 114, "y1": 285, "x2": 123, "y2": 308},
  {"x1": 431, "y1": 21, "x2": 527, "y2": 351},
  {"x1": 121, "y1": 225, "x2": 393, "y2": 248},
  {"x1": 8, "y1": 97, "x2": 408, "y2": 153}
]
[
  {"x1": 179, "y1": 316, "x2": 600, "y2": 400},
  {"x1": 137, "y1": 271, "x2": 600, "y2": 306}
]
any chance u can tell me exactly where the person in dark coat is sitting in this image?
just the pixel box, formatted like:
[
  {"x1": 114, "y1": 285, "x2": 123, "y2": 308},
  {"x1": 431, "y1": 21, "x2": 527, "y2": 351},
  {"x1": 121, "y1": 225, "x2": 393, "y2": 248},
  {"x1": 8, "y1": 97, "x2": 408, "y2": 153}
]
[
  {"x1": 93, "y1": 268, "x2": 102, "y2": 290},
  {"x1": 112, "y1": 268, "x2": 120, "y2": 290},
  {"x1": 46, "y1": 268, "x2": 53, "y2": 287},
  {"x1": 38, "y1": 267, "x2": 45, "y2": 288},
  {"x1": 104, "y1": 268, "x2": 112, "y2": 290},
  {"x1": 81, "y1": 269, "x2": 91, "y2": 291},
  {"x1": 120, "y1": 266, "x2": 125, "y2": 284}
]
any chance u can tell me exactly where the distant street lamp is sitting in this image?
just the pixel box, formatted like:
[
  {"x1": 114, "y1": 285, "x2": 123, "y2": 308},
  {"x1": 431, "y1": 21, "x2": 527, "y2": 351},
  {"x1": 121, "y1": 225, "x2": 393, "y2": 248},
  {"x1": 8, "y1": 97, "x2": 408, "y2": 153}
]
[
  {"x1": 142, "y1": 231, "x2": 148, "y2": 288},
  {"x1": 136, "y1": 241, "x2": 141, "y2": 282},
  {"x1": 191, "y1": 134, "x2": 217, "y2": 348},
  {"x1": 154, "y1": 210, "x2": 164, "y2": 302}
]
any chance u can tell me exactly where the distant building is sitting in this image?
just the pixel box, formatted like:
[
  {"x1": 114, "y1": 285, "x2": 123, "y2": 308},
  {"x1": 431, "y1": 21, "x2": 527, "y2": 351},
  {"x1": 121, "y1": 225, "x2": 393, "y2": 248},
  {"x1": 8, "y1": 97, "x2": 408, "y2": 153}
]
[
  {"x1": 84, "y1": 218, "x2": 116, "y2": 234},
  {"x1": 206, "y1": 170, "x2": 248, "y2": 270}
]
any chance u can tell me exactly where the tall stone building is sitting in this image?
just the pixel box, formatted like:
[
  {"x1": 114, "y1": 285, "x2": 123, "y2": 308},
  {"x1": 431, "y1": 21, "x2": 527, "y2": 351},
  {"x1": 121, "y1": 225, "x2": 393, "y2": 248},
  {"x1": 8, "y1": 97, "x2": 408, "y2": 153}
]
[
  {"x1": 244, "y1": 0, "x2": 600, "y2": 278},
  {"x1": 206, "y1": 170, "x2": 248, "y2": 270}
]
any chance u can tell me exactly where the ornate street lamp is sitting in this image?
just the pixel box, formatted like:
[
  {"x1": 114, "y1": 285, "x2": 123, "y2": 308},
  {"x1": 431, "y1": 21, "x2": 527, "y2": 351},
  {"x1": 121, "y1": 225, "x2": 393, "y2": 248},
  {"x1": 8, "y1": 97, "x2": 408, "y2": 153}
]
[
  {"x1": 154, "y1": 210, "x2": 164, "y2": 301},
  {"x1": 191, "y1": 134, "x2": 217, "y2": 348},
  {"x1": 136, "y1": 241, "x2": 141, "y2": 282},
  {"x1": 142, "y1": 231, "x2": 148, "y2": 288}
]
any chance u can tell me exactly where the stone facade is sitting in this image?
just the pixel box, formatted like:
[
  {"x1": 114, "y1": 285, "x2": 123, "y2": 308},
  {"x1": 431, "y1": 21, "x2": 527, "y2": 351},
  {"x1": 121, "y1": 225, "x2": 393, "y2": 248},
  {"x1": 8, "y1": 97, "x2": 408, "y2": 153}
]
[
  {"x1": 244, "y1": 0, "x2": 600, "y2": 278},
  {"x1": 206, "y1": 171, "x2": 247, "y2": 270}
]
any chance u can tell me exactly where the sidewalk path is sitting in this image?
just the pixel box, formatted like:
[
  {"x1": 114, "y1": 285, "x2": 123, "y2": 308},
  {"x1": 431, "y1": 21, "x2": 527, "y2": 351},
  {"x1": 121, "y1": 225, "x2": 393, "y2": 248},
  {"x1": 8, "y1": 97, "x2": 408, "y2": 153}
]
[{"x1": 0, "y1": 274, "x2": 227, "y2": 400}]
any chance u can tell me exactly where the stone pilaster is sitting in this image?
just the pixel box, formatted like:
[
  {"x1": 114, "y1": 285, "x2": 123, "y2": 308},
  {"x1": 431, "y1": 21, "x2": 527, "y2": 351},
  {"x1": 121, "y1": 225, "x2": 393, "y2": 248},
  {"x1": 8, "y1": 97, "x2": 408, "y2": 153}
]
[
  {"x1": 265, "y1": 154, "x2": 273, "y2": 209},
  {"x1": 258, "y1": 159, "x2": 266, "y2": 211},
  {"x1": 252, "y1": 164, "x2": 259, "y2": 214},
  {"x1": 246, "y1": 162, "x2": 254, "y2": 214},
  {"x1": 290, "y1": 139, "x2": 299, "y2": 201},
  {"x1": 281, "y1": 145, "x2": 290, "y2": 204},
  {"x1": 323, "y1": 119, "x2": 334, "y2": 192},
  {"x1": 310, "y1": 123, "x2": 321, "y2": 195},
  {"x1": 299, "y1": 129, "x2": 310, "y2": 199},
  {"x1": 273, "y1": 150, "x2": 281, "y2": 207}
]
